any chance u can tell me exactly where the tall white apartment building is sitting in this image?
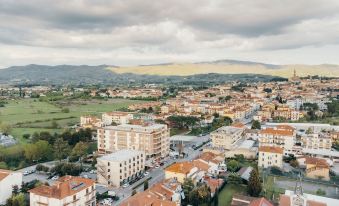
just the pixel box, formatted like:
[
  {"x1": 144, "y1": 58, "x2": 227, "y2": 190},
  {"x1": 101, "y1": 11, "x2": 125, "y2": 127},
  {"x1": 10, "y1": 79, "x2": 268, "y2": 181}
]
[
  {"x1": 301, "y1": 133, "x2": 332, "y2": 150},
  {"x1": 97, "y1": 150, "x2": 145, "y2": 187},
  {"x1": 0, "y1": 169, "x2": 22, "y2": 205},
  {"x1": 29, "y1": 176, "x2": 96, "y2": 206},
  {"x1": 97, "y1": 123, "x2": 170, "y2": 159},
  {"x1": 211, "y1": 126, "x2": 245, "y2": 150}
]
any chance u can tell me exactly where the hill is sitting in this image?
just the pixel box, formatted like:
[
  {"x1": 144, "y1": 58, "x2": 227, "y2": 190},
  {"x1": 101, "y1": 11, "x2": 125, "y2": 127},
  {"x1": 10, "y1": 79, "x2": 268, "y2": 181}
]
[{"x1": 110, "y1": 60, "x2": 339, "y2": 78}]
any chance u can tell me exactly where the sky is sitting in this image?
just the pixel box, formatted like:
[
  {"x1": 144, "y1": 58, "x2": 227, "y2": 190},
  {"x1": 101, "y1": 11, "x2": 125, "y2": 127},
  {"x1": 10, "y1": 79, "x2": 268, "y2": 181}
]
[{"x1": 1, "y1": 0, "x2": 339, "y2": 68}]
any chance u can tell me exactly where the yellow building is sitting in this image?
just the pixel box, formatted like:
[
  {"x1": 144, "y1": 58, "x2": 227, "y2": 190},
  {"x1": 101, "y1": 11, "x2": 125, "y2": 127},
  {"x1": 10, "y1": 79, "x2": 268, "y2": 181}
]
[{"x1": 305, "y1": 157, "x2": 330, "y2": 181}]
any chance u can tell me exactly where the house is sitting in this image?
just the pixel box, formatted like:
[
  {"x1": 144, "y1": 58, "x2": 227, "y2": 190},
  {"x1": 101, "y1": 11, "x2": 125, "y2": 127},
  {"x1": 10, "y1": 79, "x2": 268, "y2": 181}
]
[
  {"x1": 29, "y1": 176, "x2": 96, "y2": 206},
  {"x1": 258, "y1": 146, "x2": 283, "y2": 169},
  {"x1": 120, "y1": 190, "x2": 176, "y2": 206},
  {"x1": 0, "y1": 169, "x2": 22, "y2": 205},
  {"x1": 165, "y1": 162, "x2": 198, "y2": 183},
  {"x1": 303, "y1": 157, "x2": 330, "y2": 181}
]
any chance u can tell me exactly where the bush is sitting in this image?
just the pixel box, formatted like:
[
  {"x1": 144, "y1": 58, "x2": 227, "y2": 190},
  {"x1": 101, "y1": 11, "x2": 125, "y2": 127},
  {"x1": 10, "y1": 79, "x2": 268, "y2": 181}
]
[
  {"x1": 50, "y1": 163, "x2": 82, "y2": 176},
  {"x1": 22, "y1": 134, "x2": 31, "y2": 139},
  {"x1": 61, "y1": 108, "x2": 70, "y2": 113},
  {"x1": 36, "y1": 164, "x2": 50, "y2": 172}
]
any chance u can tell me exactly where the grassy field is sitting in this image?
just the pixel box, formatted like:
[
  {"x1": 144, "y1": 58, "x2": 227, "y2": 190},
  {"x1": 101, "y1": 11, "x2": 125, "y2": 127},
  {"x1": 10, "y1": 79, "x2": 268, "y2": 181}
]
[
  {"x1": 218, "y1": 184, "x2": 247, "y2": 206},
  {"x1": 0, "y1": 98, "x2": 144, "y2": 142}
]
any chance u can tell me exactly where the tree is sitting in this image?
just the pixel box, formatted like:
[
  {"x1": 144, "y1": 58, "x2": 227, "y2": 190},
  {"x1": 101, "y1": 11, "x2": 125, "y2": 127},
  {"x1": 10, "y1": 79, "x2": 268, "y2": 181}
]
[
  {"x1": 251, "y1": 120, "x2": 261, "y2": 130},
  {"x1": 53, "y1": 138, "x2": 70, "y2": 161},
  {"x1": 71, "y1": 142, "x2": 89, "y2": 165},
  {"x1": 132, "y1": 189, "x2": 137, "y2": 196},
  {"x1": 247, "y1": 169, "x2": 262, "y2": 197},
  {"x1": 188, "y1": 184, "x2": 211, "y2": 206},
  {"x1": 227, "y1": 160, "x2": 240, "y2": 172},
  {"x1": 0, "y1": 123, "x2": 12, "y2": 135},
  {"x1": 182, "y1": 178, "x2": 195, "y2": 205},
  {"x1": 51, "y1": 120, "x2": 59, "y2": 129},
  {"x1": 290, "y1": 159, "x2": 299, "y2": 168},
  {"x1": 316, "y1": 188, "x2": 326, "y2": 196},
  {"x1": 227, "y1": 173, "x2": 242, "y2": 185},
  {"x1": 24, "y1": 140, "x2": 52, "y2": 162},
  {"x1": 144, "y1": 180, "x2": 149, "y2": 191},
  {"x1": 213, "y1": 188, "x2": 219, "y2": 206}
]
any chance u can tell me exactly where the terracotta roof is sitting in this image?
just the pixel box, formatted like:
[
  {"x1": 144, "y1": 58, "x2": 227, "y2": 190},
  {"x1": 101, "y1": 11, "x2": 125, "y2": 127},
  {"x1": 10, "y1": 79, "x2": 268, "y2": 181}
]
[
  {"x1": 305, "y1": 157, "x2": 329, "y2": 169},
  {"x1": 307, "y1": 200, "x2": 327, "y2": 206},
  {"x1": 232, "y1": 122, "x2": 246, "y2": 128},
  {"x1": 193, "y1": 159, "x2": 210, "y2": 172},
  {"x1": 260, "y1": 128, "x2": 294, "y2": 136},
  {"x1": 259, "y1": 146, "x2": 283, "y2": 154},
  {"x1": 29, "y1": 176, "x2": 95, "y2": 199},
  {"x1": 199, "y1": 152, "x2": 217, "y2": 162},
  {"x1": 279, "y1": 195, "x2": 291, "y2": 206},
  {"x1": 249, "y1": 197, "x2": 273, "y2": 206},
  {"x1": 120, "y1": 191, "x2": 176, "y2": 206},
  {"x1": 0, "y1": 169, "x2": 11, "y2": 181},
  {"x1": 165, "y1": 162, "x2": 194, "y2": 174},
  {"x1": 276, "y1": 125, "x2": 295, "y2": 131}
]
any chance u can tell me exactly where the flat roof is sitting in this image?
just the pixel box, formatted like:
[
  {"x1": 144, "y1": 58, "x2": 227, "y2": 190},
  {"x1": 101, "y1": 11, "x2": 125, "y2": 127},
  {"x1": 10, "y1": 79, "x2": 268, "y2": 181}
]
[
  {"x1": 98, "y1": 149, "x2": 144, "y2": 162},
  {"x1": 302, "y1": 148, "x2": 339, "y2": 158},
  {"x1": 238, "y1": 140, "x2": 255, "y2": 149},
  {"x1": 170, "y1": 135, "x2": 197, "y2": 142},
  {"x1": 285, "y1": 190, "x2": 339, "y2": 205}
]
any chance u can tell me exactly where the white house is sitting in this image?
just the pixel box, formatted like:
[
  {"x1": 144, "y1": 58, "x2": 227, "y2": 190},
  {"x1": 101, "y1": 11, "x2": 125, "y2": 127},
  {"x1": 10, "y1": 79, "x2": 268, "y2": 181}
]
[{"x1": 0, "y1": 169, "x2": 22, "y2": 205}]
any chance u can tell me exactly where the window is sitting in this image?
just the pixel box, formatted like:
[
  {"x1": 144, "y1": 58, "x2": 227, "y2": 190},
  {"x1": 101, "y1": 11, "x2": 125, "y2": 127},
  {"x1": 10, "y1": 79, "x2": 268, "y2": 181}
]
[
  {"x1": 73, "y1": 195, "x2": 76, "y2": 201},
  {"x1": 108, "y1": 162, "x2": 110, "y2": 166}
]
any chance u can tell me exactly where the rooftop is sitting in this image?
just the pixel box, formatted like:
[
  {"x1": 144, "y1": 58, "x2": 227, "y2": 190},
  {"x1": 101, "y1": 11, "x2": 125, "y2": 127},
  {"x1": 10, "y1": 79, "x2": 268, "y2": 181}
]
[
  {"x1": 259, "y1": 146, "x2": 283, "y2": 154},
  {"x1": 165, "y1": 162, "x2": 195, "y2": 174},
  {"x1": 29, "y1": 175, "x2": 95, "y2": 199},
  {"x1": 97, "y1": 149, "x2": 144, "y2": 162}
]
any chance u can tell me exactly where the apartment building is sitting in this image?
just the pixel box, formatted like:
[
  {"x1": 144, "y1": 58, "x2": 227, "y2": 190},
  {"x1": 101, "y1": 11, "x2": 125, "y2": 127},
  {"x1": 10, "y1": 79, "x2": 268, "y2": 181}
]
[
  {"x1": 97, "y1": 150, "x2": 145, "y2": 187},
  {"x1": 0, "y1": 169, "x2": 22, "y2": 205},
  {"x1": 211, "y1": 126, "x2": 245, "y2": 150},
  {"x1": 97, "y1": 123, "x2": 170, "y2": 159},
  {"x1": 258, "y1": 125, "x2": 296, "y2": 155},
  {"x1": 258, "y1": 146, "x2": 283, "y2": 168},
  {"x1": 102, "y1": 112, "x2": 133, "y2": 126},
  {"x1": 301, "y1": 133, "x2": 332, "y2": 150},
  {"x1": 80, "y1": 115, "x2": 102, "y2": 129},
  {"x1": 29, "y1": 176, "x2": 96, "y2": 206}
]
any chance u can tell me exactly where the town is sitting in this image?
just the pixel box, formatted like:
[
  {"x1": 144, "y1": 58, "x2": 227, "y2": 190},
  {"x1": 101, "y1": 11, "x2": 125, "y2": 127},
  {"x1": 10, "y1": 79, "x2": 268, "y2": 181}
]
[{"x1": 0, "y1": 72, "x2": 338, "y2": 206}]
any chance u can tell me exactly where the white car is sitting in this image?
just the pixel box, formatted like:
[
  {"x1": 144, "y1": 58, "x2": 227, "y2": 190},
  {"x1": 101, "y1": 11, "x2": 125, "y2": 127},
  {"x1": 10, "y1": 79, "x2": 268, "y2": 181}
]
[
  {"x1": 155, "y1": 165, "x2": 160, "y2": 169},
  {"x1": 122, "y1": 183, "x2": 129, "y2": 188},
  {"x1": 23, "y1": 171, "x2": 29, "y2": 176},
  {"x1": 144, "y1": 172, "x2": 149, "y2": 176},
  {"x1": 89, "y1": 170, "x2": 96, "y2": 174},
  {"x1": 51, "y1": 176, "x2": 59, "y2": 181}
]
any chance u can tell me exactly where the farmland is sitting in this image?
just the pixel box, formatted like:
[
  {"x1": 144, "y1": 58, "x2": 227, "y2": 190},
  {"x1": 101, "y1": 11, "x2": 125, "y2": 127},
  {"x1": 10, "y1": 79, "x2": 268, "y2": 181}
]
[{"x1": 0, "y1": 98, "x2": 143, "y2": 143}]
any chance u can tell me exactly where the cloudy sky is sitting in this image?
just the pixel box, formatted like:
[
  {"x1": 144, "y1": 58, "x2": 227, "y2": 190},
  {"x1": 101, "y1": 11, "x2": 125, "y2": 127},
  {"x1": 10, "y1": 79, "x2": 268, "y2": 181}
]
[{"x1": 1, "y1": 0, "x2": 339, "y2": 68}]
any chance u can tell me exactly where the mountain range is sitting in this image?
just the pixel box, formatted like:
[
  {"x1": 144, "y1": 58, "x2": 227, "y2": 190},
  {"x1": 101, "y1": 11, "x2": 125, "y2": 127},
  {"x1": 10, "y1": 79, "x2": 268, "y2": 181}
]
[{"x1": 0, "y1": 60, "x2": 338, "y2": 85}]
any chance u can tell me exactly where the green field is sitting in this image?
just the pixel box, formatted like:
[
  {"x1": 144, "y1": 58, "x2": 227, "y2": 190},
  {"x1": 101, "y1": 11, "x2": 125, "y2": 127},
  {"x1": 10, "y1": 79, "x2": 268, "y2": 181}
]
[
  {"x1": 0, "y1": 98, "x2": 144, "y2": 142},
  {"x1": 218, "y1": 184, "x2": 247, "y2": 206}
]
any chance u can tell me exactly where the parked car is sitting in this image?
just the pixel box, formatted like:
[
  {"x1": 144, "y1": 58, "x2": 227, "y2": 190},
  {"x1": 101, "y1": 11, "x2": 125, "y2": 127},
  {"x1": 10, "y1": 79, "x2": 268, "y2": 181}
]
[
  {"x1": 51, "y1": 176, "x2": 59, "y2": 181},
  {"x1": 144, "y1": 172, "x2": 149, "y2": 176},
  {"x1": 23, "y1": 171, "x2": 30, "y2": 176},
  {"x1": 122, "y1": 183, "x2": 129, "y2": 188}
]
